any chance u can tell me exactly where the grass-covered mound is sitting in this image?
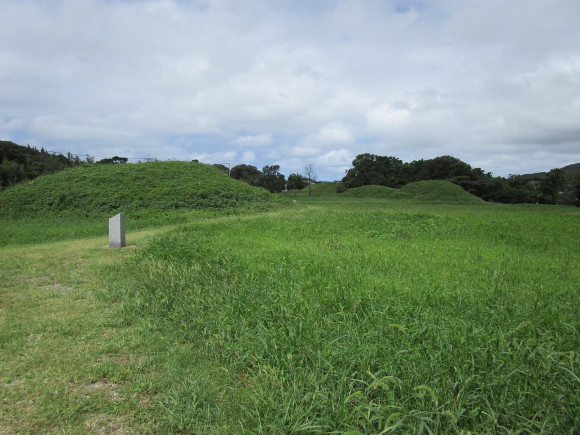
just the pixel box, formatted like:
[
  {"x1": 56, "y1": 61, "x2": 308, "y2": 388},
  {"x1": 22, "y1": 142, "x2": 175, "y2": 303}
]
[
  {"x1": 400, "y1": 180, "x2": 485, "y2": 204},
  {"x1": 0, "y1": 161, "x2": 280, "y2": 217},
  {"x1": 340, "y1": 180, "x2": 485, "y2": 204},
  {"x1": 341, "y1": 184, "x2": 405, "y2": 199}
]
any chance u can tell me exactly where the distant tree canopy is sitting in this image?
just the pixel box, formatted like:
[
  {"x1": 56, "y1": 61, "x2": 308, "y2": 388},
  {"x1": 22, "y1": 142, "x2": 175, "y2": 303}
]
[
  {"x1": 286, "y1": 173, "x2": 309, "y2": 191},
  {"x1": 230, "y1": 164, "x2": 262, "y2": 187},
  {"x1": 259, "y1": 165, "x2": 285, "y2": 193},
  {"x1": 230, "y1": 164, "x2": 286, "y2": 193},
  {"x1": 538, "y1": 168, "x2": 567, "y2": 204},
  {"x1": 343, "y1": 154, "x2": 405, "y2": 188},
  {"x1": 0, "y1": 140, "x2": 85, "y2": 190},
  {"x1": 96, "y1": 156, "x2": 128, "y2": 164},
  {"x1": 574, "y1": 175, "x2": 580, "y2": 207},
  {"x1": 341, "y1": 153, "x2": 579, "y2": 205},
  {"x1": 342, "y1": 154, "x2": 481, "y2": 189}
]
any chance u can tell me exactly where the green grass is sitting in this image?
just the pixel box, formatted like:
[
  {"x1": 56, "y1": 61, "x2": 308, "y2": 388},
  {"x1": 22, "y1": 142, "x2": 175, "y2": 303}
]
[
  {"x1": 1, "y1": 193, "x2": 578, "y2": 432},
  {"x1": 101, "y1": 201, "x2": 579, "y2": 433},
  {"x1": 0, "y1": 161, "x2": 282, "y2": 217},
  {"x1": 0, "y1": 221, "x2": 263, "y2": 433},
  {"x1": 0, "y1": 206, "x2": 276, "y2": 247},
  {"x1": 283, "y1": 181, "x2": 341, "y2": 197},
  {"x1": 341, "y1": 184, "x2": 404, "y2": 199},
  {"x1": 0, "y1": 234, "x2": 146, "y2": 433}
]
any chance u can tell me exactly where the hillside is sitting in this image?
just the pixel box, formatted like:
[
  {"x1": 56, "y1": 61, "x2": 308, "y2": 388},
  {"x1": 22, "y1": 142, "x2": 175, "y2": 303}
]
[
  {"x1": 0, "y1": 161, "x2": 280, "y2": 217},
  {"x1": 520, "y1": 162, "x2": 580, "y2": 180},
  {"x1": 341, "y1": 180, "x2": 485, "y2": 204},
  {"x1": 400, "y1": 180, "x2": 486, "y2": 204}
]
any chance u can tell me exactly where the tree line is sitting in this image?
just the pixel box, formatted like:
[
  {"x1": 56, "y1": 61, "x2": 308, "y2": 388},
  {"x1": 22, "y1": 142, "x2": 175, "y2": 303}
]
[
  {"x1": 341, "y1": 154, "x2": 579, "y2": 205},
  {"x1": 214, "y1": 155, "x2": 578, "y2": 205},
  {"x1": 0, "y1": 141, "x2": 88, "y2": 190},
  {"x1": 0, "y1": 141, "x2": 137, "y2": 190},
  {"x1": 211, "y1": 163, "x2": 315, "y2": 194}
]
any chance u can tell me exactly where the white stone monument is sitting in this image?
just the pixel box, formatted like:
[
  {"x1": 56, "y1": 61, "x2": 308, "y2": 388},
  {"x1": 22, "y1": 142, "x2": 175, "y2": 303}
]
[{"x1": 109, "y1": 213, "x2": 126, "y2": 248}]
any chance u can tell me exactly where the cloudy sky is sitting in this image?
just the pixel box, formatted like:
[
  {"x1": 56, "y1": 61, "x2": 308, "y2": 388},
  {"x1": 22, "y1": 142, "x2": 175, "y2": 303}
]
[{"x1": 1, "y1": 0, "x2": 579, "y2": 180}]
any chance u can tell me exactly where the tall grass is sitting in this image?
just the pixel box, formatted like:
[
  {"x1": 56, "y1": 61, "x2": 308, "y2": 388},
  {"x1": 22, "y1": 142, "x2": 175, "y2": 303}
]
[{"x1": 103, "y1": 202, "x2": 580, "y2": 432}]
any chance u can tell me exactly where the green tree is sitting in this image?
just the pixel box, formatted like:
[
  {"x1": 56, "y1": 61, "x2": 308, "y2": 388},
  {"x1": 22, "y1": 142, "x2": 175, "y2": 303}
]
[
  {"x1": 342, "y1": 154, "x2": 404, "y2": 188},
  {"x1": 0, "y1": 158, "x2": 25, "y2": 188},
  {"x1": 259, "y1": 165, "x2": 286, "y2": 193},
  {"x1": 96, "y1": 156, "x2": 128, "y2": 164},
  {"x1": 539, "y1": 168, "x2": 566, "y2": 204},
  {"x1": 574, "y1": 175, "x2": 580, "y2": 207},
  {"x1": 0, "y1": 140, "x2": 83, "y2": 187},
  {"x1": 286, "y1": 173, "x2": 308, "y2": 191},
  {"x1": 413, "y1": 155, "x2": 473, "y2": 180},
  {"x1": 230, "y1": 164, "x2": 262, "y2": 186}
]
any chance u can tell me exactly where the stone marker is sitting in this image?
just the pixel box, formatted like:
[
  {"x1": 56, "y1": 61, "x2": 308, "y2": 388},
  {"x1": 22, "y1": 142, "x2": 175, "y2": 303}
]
[{"x1": 109, "y1": 213, "x2": 126, "y2": 248}]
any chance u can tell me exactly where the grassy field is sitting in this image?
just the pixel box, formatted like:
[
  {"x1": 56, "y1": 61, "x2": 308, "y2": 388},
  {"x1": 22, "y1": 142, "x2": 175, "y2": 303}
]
[{"x1": 1, "y1": 198, "x2": 579, "y2": 433}]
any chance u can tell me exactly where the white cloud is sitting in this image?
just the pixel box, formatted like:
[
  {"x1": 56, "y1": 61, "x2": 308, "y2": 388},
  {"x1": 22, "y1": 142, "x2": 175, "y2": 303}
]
[
  {"x1": 232, "y1": 134, "x2": 272, "y2": 147},
  {"x1": 366, "y1": 104, "x2": 412, "y2": 134},
  {"x1": 0, "y1": 0, "x2": 579, "y2": 179},
  {"x1": 297, "y1": 123, "x2": 355, "y2": 155},
  {"x1": 191, "y1": 151, "x2": 237, "y2": 164},
  {"x1": 242, "y1": 151, "x2": 256, "y2": 162},
  {"x1": 288, "y1": 146, "x2": 321, "y2": 158},
  {"x1": 314, "y1": 148, "x2": 354, "y2": 168},
  {"x1": 0, "y1": 117, "x2": 24, "y2": 132},
  {"x1": 315, "y1": 123, "x2": 354, "y2": 147}
]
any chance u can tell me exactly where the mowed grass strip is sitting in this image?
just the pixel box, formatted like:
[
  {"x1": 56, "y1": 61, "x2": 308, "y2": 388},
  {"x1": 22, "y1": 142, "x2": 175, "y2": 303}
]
[
  {"x1": 0, "y1": 228, "x2": 172, "y2": 433},
  {"x1": 105, "y1": 202, "x2": 580, "y2": 433}
]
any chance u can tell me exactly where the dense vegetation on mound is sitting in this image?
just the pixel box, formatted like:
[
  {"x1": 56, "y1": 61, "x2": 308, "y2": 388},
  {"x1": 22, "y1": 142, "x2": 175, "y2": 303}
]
[{"x1": 0, "y1": 161, "x2": 281, "y2": 217}]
